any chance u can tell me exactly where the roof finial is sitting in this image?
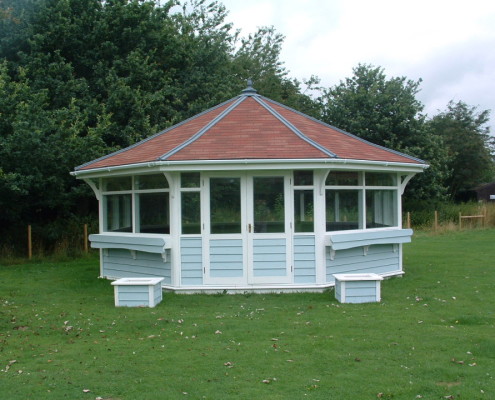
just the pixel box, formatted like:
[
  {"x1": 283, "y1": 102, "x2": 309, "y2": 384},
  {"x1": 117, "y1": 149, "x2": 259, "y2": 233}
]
[{"x1": 241, "y1": 78, "x2": 257, "y2": 95}]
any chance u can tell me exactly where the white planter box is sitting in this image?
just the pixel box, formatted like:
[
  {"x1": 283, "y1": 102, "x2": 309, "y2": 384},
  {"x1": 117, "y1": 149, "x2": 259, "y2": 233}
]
[
  {"x1": 333, "y1": 273, "x2": 383, "y2": 303},
  {"x1": 111, "y1": 277, "x2": 164, "y2": 307}
]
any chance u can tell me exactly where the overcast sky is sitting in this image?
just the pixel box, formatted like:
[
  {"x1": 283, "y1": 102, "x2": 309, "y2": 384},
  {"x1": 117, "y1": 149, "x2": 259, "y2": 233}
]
[{"x1": 220, "y1": 0, "x2": 495, "y2": 131}]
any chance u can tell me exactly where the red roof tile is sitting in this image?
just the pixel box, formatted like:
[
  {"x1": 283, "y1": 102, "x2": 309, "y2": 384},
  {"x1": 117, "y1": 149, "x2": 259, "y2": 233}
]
[{"x1": 76, "y1": 89, "x2": 423, "y2": 171}]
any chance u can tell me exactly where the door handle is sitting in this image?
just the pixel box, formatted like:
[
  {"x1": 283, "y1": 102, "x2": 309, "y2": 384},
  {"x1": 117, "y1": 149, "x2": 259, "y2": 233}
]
[{"x1": 248, "y1": 223, "x2": 252, "y2": 233}]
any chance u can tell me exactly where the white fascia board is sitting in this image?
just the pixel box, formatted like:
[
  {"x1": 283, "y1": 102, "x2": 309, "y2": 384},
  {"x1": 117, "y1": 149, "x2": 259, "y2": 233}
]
[{"x1": 72, "y1": 158, "x2": 427, "y2": 179}]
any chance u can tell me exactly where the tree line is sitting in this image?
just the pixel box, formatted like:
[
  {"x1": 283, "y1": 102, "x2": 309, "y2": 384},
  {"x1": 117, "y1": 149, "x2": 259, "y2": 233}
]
[{"x1": 0, "y1": 0, "x2": 493, "y2": 251}]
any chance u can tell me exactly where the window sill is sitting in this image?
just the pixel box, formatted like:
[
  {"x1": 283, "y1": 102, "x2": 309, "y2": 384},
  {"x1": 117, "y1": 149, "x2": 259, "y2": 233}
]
[
  {"x1": 324, "y1": 228, "x2": 413, "y2": 251},
  {"x1": 89, "y1": 233, "x2": 171, "y2": 254}
]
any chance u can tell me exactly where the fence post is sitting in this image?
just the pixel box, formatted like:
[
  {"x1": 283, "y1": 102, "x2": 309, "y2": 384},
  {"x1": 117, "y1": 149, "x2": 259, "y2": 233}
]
[
  {"x1": 84, "y1": 224, "x2": 88, "y2": 253},
  {"x1": 28, "y1": 225, "x2": 32, "y2": 260},
  {"x1": 434, "y1": 210, "x2": 438, "y2": 231},
  {"x1": 458, "y1": 212, "x2": 462, "y2": 230},
  {"x1": 406, "y1": 212, "x2": 411, "y2": 229}
]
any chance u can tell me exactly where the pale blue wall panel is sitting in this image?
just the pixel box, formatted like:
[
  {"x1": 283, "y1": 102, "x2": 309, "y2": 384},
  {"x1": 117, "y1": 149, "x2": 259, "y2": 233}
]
[
  {"x1": 294, "y1": 275, "x2": 316, "y2": 284},
  {"x1": 211, "y1": 254, "x2": 243, "y2": 263},
  {"x1": 326, "y1": 244, "x2": 400, "y2": 282},
  {"x1": 253, "y1": 268, "x2": 286, "y2": 277},
  {"x1": 293, "y1": 236, "x2": 316, "y2": 246},
  {"x1": 209, "y1": 239, "x2": 243, "y2": 278},
  {"x1": 253, "y1": 261, "x2": 286, "y2": 270},
  {"x1": 102, "y1": 249, "x2": 171, "y2": 284},
  {"x1": 294, "y1": 235, "x2": 316, "y2": 284},
  {"x1": 344, "y1": 296, "x2": 377, "y2": 304},
  {"x1": 210, "y1": 269, "x2": 244, "y2": 278},
  {"x1": 252, "y1": 238, "x2": 287, "y2": 278},
  {"x1": 119, "y1": 292, "x2": 148, "y2": 301},
  {"x1": 254, "y1": 238, "x2": 286, "y2": 247},
  {"x1": 346, "y1": 287, "x2": 377, "y2": 297},
  {"x1": 294, "y1": 260, "x2": 316, "y2": 268},
  {"x1": 253, "y1": 253, "x2": 286, "y2": 262},
  {"x1": 181, "y1": 237, "x2": 203, "y2": 285}
]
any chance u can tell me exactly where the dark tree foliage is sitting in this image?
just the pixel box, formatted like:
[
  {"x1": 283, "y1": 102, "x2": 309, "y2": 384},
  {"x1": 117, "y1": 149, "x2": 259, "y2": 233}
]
[
  {"x1": 319, "y1": 64, "x2": 451, "y2": 202},
  {"x1": 0, "y1": 1, "x2": 491, "y2": 252},
  {"x1": 428, "y1": 101, "x2": 494, "y2": 201},
  {"x1": 0, "y1": 0, "x2": 315, "y2": 249}
]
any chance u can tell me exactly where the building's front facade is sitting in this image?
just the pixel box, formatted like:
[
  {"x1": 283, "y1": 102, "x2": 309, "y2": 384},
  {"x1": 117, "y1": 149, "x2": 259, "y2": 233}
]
[{"x1": 72, "y1": 84, "x2": 427, "y2": 292}]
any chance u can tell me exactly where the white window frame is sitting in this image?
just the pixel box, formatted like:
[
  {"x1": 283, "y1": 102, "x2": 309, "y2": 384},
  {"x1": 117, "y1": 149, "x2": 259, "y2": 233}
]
[
  {"x1": 324, "y1": 171, "x2": 400, "y2": 233},
  {"x1": 101, "y1": 174, "x2": 170, "y2": 234}
]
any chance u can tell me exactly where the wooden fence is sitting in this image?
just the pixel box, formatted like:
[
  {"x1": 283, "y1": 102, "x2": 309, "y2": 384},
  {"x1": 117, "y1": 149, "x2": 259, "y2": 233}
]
[
  {"x1": 404, "y1": 207, "x2": 488, "y2": 231},
  {"x1": 26, "y1": 223, "x2": 90, "y2": 260}
]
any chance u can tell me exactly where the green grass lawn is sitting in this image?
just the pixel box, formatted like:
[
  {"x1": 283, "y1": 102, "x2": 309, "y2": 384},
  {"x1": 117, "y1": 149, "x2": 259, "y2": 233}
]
[{"x1": 1, "y1": 229, "x2": 494, "y2": 399}]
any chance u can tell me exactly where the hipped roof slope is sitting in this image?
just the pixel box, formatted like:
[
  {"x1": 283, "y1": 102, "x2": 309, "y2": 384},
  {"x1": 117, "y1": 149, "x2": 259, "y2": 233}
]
[{"x1": 76, "y1": 84, "x2": 424, "y2": 171}]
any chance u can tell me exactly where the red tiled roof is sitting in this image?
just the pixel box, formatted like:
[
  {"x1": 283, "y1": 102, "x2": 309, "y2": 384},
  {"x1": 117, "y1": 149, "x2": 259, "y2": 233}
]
[{"x1": 76, "y1": 88, "x2": 424, "y2": 171}]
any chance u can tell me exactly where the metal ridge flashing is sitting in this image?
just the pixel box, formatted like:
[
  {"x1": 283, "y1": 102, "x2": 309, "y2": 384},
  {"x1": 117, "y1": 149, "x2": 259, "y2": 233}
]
[
  {"x1": 261, "y1": 96, "x2": 427, "y2": 165},
  {"x1": 74, "y1": 96, "x2": 241, "y2": 171},
  {"x1": 158, "y1": 95, "x2": 247, "y2": 160},
  {"x1": 253, "y1": 96, "x2": 338, "y2": 158}
]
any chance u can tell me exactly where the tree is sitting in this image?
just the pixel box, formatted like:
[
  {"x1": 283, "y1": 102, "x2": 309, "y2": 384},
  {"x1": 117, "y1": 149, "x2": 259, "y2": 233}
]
[
  {"x1": 428, "y1": 101, "x2": 494, "y2": 201},
  {"x1": 0, "y1": 0, "x2": 318, "y2": 251},
  {"x1": 319, "y1": 64, "x2": 450, "y2": 202}
]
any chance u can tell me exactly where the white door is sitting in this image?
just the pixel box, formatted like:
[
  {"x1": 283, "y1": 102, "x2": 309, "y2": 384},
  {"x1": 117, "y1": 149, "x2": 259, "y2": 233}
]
[
  {"x1": 203, "y1": 172, "x2": 293, "y2": 285},
  {"x1": 247, "y1": 173, "x2": 292, "y2": 284},
  {"x1": 203, "y1": 174, "x2": 247, "y2": 285}
]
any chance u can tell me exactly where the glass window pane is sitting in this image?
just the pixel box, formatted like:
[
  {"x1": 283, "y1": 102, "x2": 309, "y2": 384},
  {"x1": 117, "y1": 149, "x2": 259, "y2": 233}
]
[
  {"x1": 294, "y1": 170, "x2": 313, "y2": 186},
  {"x1": 181, "y1": 172, "x2": 200, "y2": 188},
  {"x1": 105, "y1": 194, "x2": 132, "y2": 232},
  {"x1": 137, "y1": 192, "x2": 169, "y2": 234},
  {"x1": 326, "y1": 171, "x2": 359, "y2": 186},
  {"x1": 366, "y1": 172, "x2": 396, "y2": 186},
  {"x1": 103, "y1": 177, "x2": 132, "y2": 191},
  {"x1": 294, "y1": 190, "x2": 314, "y2": 232},
  {"x1": 182, "y1": 192, "x2": 201, "y2": 234},
  {"x1": 326, "y1": 190, "x2": 361, "y2": 231},
  {"x1": 135, "y1": 174, "x2": 168, "y2": 190},
  {"x1": 210, "y1": 178, "x2": 241, "y2": 234},
  {"x1": 366, "y1": 190, "x2": 398, "y2": 228},
  {"x1": 254, "y1": 177, "x2": 284, "y2": 233}
]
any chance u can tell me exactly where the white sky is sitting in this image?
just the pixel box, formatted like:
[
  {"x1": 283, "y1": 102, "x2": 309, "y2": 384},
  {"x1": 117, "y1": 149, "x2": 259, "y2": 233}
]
[{"x1": 220, "y1": 0, "x2": 495, "y2": 131}]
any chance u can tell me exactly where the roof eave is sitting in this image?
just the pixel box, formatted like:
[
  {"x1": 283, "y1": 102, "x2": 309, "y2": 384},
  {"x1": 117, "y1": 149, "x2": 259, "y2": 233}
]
[{"x1": 71, "y1": 158, "x2": 428, "y2": 178}]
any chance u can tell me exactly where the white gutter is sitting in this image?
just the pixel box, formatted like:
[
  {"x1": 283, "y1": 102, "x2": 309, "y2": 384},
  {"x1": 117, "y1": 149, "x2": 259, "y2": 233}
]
[{"x1": 71, "y1": 158, "x2": 428, "y2": 178}]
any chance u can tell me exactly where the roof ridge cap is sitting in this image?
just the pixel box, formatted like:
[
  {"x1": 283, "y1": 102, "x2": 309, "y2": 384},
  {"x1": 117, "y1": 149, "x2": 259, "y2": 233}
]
[
  {"x1": 159, "y1": 95, "x2": 247, "y2": 160},
  {"x1": 263, "y1": 97, "x2": 426, "y2": 165},
  {"x1": 253, "y1": 96, "x2": 337, "y2": 158}
]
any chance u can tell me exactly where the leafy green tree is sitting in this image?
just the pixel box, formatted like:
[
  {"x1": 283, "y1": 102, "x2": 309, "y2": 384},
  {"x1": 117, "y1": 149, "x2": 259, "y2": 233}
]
[
  {"x1": 319, "y1": 64, "x2": 450, "y2": 201},
  {"x1": 0, "y1": 0, "x2": 318, "y2": 251},
  {"x1": 428, "y1": 101, "x2": 494, "y2": 201}
]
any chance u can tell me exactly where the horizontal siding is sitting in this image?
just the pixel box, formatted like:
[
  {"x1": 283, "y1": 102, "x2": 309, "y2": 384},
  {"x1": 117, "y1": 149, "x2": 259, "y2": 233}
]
[
  {"x1": 346, "y1": 286, "x2": 377, "y2": 297},
  {"x1": 181, "y1": 237, "x2": 203, "y2": 285},
  {"x1": 115, "y1": 284, "x2": 154, "y2": 307},
  {"x1": 119, "y1": 291, "x2": 148, "y2": 301},
  {"x1": 326, "y1": 244, "x2": 399, "y2": 282},
  {"x1": 210, "y1": 239, "x2": 243, "y2": 278},
  {"x1": 103, "y1": 249, "x2": 171, "y2": 284},
  {"x1": 344, "y1": 296, "x2": 378, "y2": 304},
  {"x1": 335, "y1": 280, "x2": 380, "y2": 303},
  {"x1": 118, "y1": 300, "x2": 149, "y2": 307},
  {"x1": 253, "y1": 238, "x2": 286, "y2": 277},
  {"x1": 294, "y1": 235, "x2": 316, "y2": 284},
  {"x1": 346, "y1": 281, "x2": 378, "y2": 289}
]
